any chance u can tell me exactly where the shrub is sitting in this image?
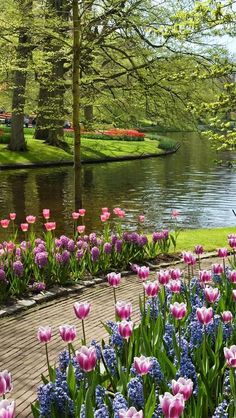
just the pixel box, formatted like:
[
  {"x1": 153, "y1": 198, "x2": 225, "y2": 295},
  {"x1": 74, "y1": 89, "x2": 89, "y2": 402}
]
[{"x1": 158, "y1": 137, "x2": 177, "y2": 151}]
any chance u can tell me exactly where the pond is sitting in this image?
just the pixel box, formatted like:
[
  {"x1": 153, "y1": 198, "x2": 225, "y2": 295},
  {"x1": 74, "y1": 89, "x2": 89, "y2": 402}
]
[{"x1": 0, "y1": 132, "x2": 236, "y2": 236}]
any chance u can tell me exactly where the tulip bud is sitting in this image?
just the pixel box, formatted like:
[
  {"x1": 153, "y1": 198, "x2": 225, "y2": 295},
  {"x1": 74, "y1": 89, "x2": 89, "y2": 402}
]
[
  {"x1": 73, "y1": 302, "x2": 91, "y2": 320},
  {"x1": 118, "y1": 320, "x2": 133, "y2": 340},
  {"x1": 37, "y1": 326, "x2": 52, "y2": 343},
  {"x1": 75, "y1": 346, "x2": 97, "y2": 372}
]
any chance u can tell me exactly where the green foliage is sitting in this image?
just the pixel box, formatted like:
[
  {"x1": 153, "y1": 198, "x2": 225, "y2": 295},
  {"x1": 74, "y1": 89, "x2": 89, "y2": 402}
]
[{"x1": 158, "y1": 137, "x2": 178, "y2": 151}]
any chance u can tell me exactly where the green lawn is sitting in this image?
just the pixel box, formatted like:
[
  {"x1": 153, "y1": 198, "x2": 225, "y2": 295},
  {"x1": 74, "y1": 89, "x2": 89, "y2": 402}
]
[
  {"x1": 175, "y1": 227, "x2": 236, "y2": 252},
  {"x1": 0, "y1": 133, "x2": 167, "y2": 166}
]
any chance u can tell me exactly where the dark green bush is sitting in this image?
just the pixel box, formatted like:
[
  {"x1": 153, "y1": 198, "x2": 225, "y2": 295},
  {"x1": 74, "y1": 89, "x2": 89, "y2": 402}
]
[
  {"x1": 0, "y1": 133, "x2": 10, "y2": 144},
  {"x1": 158, "y1": 137, "x2": 177, "y2": 151}
]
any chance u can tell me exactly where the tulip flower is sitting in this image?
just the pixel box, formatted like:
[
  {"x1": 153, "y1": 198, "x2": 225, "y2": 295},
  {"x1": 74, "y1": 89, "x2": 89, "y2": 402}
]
[
  {"x1": 0, "y1": 400, "x2": 15, "y2": 418},
  {"x1": 101, "y1": 212, "x2": 110, "y2": 222},
  {"x1": 222, "y1": 311, "x2": 233, "y2": 323},
  {"x1": 229, "y1": 270, "x2": 236, "y2": 283},
  {"x1": 0, "y1": 220, "x2": 10, "y2": 229},
  {"x1": 143, "y1": 281, "x2": 159, "y2": 297},
  {"x1": 107, "y1": 272, "x2": 121, "y2": 305},
  {"x1": 157, "y1": 270, "x2": 170, "y2": 285},
  {"x1": 37, "y1": 326, "x2": 52, "y2": 343},
  {"x1": 26, "y1": 215, "x2": 36, "y2": 224},
  {"x1": 77, "y1": 225, "x2": 85, "y2": 234},
  {"x1": 115, "y1": 302, "x2": 132, "y2": 320},
  {"x1": 172, "y1": 377, "x2": 193, "y2": 401},
  {"x1": 137, "y1": 266, "x2": 149, "y2": 281},
  {"x1": 113, "y1": 207, "x2": 121, "y2": 215},
  {"x1": 218, "y1": 248, "x2": 228, "y2": 258},
  {"x1": 204, "y1": 286, "x2": 220, "y2": 303},
  {"x1": 194, "y1": 245, "x2": 204, "y2": 255},
  {"x1": 196, "y1": 307, "x2": 213, "y2": 325},
  {"x1": 102, "y1": 207, "x2": 109, "y2": 213},
  {"x1": 138, "y1": 215, "x2": 145, "y2": 223},
  {"x1": 78, "y1": 209, "x2": 86, "y2": 216},
  {"x1": 44, "y1": 222, "x2": 56, "y2": 231},
  {"x1": 170, "y1": 268, "x2": 182, "y2": 280},
  {"x1": 0, "y1": 371, "x2": 12, "y2": 395},
  {"x1": 0, "y1": 375, "x2": 6, "y2": 397},
  {"x1": 171, "y1": 209, "x2": 180, "y2": 218},
  {"x1": 228, "y1": 237, "x2": 236, "y2": 249},
  {"x1": 20, "y1": 223, "x2": 29, "y2": 232},
  {"x1": 169, "y1": 280, "x2": 181, "y2": 294},
  {"x1": 134, "y1": 355, "x2": 152, "y2": 375},
  {"x1": 224, "y1": 345, "x2": 236, "y2": 368},
  {"x1": 75, "y1": 346, "x2": 97, "y2": 372},
  {"x1": 212, "y1": 263, "x2": 224, "y2": 275},
  {"x1": 59, "y1": 325, "x2": 77, "y2": 343},
  {"x1": 159, "y1": 392, "x2": 185, "y2": 418},
  {"x1": 42, "y1": 209, "x2": 50, "y2": 220},
  {"x1": 74, "y1": 302, "x2": 91, "y2": 344},
  {"x1": 72, "y1": 212, "x2": 80, "y2": 220},
  {"x1": 199, "y1": 270, "x2": 212, "y2": 284},
  {"x1": 118, "y1": 320, "x2": 133, "y2": 340},
  {"x1": 9, "y1": 213, "x2": 16, "y2": 221},
  {"x1": 170, "y1": 302, "x2": 187, "y2": 320},
  {"x1": 119, "y1": 407, "x2": 143, "y2": 418},
  {"x1": 182, "y1": 252, "x2": 196, "y2": 265}
]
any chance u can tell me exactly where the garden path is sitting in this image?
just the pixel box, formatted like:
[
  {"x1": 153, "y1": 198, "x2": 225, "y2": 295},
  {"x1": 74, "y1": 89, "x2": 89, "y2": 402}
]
[{"x1": 0, "y1": 256, "x2": 220, "y2": 417}]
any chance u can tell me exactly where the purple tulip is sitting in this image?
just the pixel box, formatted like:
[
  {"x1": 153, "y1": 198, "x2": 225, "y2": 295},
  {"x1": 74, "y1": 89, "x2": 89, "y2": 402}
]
[
  {"x1": 59, "y1": 325, "x2": 77, "y2": 343},
  {"x1": 74, "y1": 302, "x2": 91, "y2": 320},
  {"x1": 172, "y1": 377, "x2": 193, "y2": 401},
  {"x1": 194, "y1": 245, "x2": 204, "y2": 255},
  {"x1": 212, "y1": 264, "x2": 224, "y2": 275},
  {"x1": 137, "y1": 266, "x2": 149, "y2": 281},
  {"x1": 37, "y1": 326, "x2": 52, "y2": 343},
  {"x1": 159, "y1": 392, "x2": 185, "y2": 418},
  {"x1": 204, "y1": 286, "x2": 220, "y2": 303},
  {"x1": 0, "y1": 400, "x2": 15, "y2": 418},
  {"x1": 118, "y1": 320, "x2": 133, "y2": 340},
  {"x1": 143, "y1": 281, "x2": 159, "y2": 297},
  {"x1": 224, "y1": 345, "x2": 236, "y2": 368},
  {"x1": 133, "y1": 355, "x2": 152, "y2": 375},
  {"x1": 107, "y1": 272, "x2": 121, "y2": 288},
  {"x1": 157, "y1": 270, "x2": 170, "y2": 285},
  {"x1": 196, "y1": 307, "x2": 213, "y2": 325},
  {"x1": 229, "y1": 270, "x2": 236, "y2": 283},
  {"x1": 218, "y1": 248, "x2": 228, "y2": 258},
  {"x1": 119, "y1": 407, "x2": 143, "y2": 418},
  {"x1": 115, "y1": 302, "x2": 132, "y2": 320},
  {"x1": 222, "y1": 311, "x2": 233, "y2": 323},
  {"x1": 170, "y1": 302, "x2": 187, "y2": 320}
]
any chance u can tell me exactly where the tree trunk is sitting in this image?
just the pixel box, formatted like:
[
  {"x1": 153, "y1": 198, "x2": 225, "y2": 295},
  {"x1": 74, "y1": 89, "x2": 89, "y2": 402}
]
[
  {"x1": 9, "y1": 17, "x2": 31, "y2": 151},
  {"x1": 73, "y1": 0, "x2": 82, "y2": 209},
  {"x1": 34, "y1": 84, "x2": 50, "y2": 140},
  {"x1": 84, "y1": 105, "x2": 94, "y2": 124}
]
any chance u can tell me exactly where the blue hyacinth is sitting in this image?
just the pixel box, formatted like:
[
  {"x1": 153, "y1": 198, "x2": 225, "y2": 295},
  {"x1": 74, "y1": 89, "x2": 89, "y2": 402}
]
[
  {"x1": 127, "y1": 377, "x2": 144, "y2": 408},
  {"x1": 103, "y1": 344, "x2": 117, "y2": 375},
  {"x1": 148, "y1": 357, "x2": 163, "y2": 384},
  {"x1": 112, "y1": 392, "x2": 128, "y2": 417},
  {"x1": 212, "y1": 399, "x2": 229, "y2": 418}
]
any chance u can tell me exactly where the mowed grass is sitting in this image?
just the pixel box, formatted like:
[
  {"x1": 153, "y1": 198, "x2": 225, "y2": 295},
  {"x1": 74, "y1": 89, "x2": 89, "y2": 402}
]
[
  {"x1": 175, "y1": 227, "x2": 236, "y2": 252},
  {"x1": 0, "y1": 133, "x2": 166, "y2": 166}
]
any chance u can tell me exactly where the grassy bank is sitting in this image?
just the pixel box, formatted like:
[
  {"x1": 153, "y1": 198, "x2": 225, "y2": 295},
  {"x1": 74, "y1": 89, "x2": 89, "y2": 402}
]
[
  {"x1": 175, "y1": 226, "x2": 236, "y2": 252},
  {"x1": 0, "y1": 130, "x2": 176, "y2": 166}
]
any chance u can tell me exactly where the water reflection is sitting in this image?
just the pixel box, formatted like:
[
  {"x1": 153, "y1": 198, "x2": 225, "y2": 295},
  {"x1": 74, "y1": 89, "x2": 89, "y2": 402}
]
[{"x1": 0, "y1": 132, "x2": 236, "y2": 236}]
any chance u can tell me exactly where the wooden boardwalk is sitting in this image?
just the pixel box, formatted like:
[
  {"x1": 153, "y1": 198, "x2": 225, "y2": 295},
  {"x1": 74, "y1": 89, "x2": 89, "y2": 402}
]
[{"x1": 0, "y1": 257, "x2": 216, "y2": 417}]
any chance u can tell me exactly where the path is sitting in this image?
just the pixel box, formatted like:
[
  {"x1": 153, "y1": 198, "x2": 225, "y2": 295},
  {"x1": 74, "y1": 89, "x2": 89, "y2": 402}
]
[{"x1": 0, "y1": 257, "x2": 217, "y2": 417}]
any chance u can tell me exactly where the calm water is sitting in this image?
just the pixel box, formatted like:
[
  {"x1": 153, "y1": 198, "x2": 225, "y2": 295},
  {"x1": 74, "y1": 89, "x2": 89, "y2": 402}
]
[{"x1": 1, "y1": 132, "x2": 236, "y2": 235}]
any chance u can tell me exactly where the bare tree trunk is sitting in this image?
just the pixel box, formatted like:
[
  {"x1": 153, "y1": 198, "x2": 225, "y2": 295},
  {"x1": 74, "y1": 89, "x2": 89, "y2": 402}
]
[
  {"x1": 73, "y1": 0, "x2": 82, "y2": 209},
  {"x1": 34, "y1": 85, "x2": 50, "y2": 140},
  {"x1": 9, "y1": 2, "x2": 32, "y2": 152}
]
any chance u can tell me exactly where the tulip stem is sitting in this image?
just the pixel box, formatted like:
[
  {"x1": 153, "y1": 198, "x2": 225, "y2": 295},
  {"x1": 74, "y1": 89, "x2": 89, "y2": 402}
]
[
  {"x1": 113, "y1": 288, "x2": 117, "y2": 305},
  {"x1": 68, "y1": 343, "x2": 71, "y2": 360},
  {"x1": 45, "y1": 343, "x2": 51, "y2": 380},
  {"x1": 178, "y1": 323, "x2": 181, "y2": 365},
  {"x1": 81, "y1": 319, "x2": 86, "y2": 345},
  {"x1": 143, "y1": 288, "x2": 146, "y2": 317}
]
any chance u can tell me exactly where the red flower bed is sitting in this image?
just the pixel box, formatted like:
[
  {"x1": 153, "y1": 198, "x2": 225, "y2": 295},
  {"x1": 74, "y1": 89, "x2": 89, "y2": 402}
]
[{"x1": 103, "y1": 128, "x2": 145, "y2": 137}]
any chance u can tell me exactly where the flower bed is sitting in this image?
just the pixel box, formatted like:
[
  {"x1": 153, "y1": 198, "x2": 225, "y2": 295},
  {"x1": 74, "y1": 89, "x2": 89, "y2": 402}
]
[
  {"x1": 65, "y1": 129, "x2": 145, "y2": 142},
  {"x1": 0, "y1": 209, "x2": 181, "y2": 303},
  {"x1": 2, "y1": 250, "x2": 235, "y2": 417}
]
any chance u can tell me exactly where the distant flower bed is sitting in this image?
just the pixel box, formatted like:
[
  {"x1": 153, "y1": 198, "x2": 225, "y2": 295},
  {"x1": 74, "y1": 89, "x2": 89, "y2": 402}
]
[
  {"x1": 0, "y1": 209, "x2": 180, "y2": 302},
  {"x1": 65, "y1": 129, "x2": 145, "y2": 142}
]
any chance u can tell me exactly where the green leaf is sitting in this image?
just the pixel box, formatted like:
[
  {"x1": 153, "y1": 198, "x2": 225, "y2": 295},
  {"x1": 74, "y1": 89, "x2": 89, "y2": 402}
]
[
  {"x1": 31, "y1": 401, "x2": 40, "y2": 418},
  {"x1": 145, "y1": 385, "x2": 156, "y2": 418},
  {"x1": 67, "y1": 361, "x2": 77, "y2": 399}
]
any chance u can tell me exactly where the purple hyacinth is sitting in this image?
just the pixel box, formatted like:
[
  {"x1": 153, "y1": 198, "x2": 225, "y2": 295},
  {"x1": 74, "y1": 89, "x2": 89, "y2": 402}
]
[
  {"x1": 67, "y1": 240, "x2": 75, "y2": 252},
  {"x1": 91, "y1": 246, "x2": 100, "y2": 262},
  {"x1": 103, "y1": 242, "x2": 112, "y2": 254},
  {"x1": 76, "y1": 250, "x2": 84, "y2": 260},
  {"x1": 138, "y1": 235, "x2": 148, "y2": 247},
  {"x1": 115, "y1": 240, "x2": 123, "y2": 253},
  {"x1": 13, "y1": 260, "x2": 24, "y2": 277},
  {"x1": 61, "y1": 250, "x2": 70, "y2": 264},
  {"x1": 0, "y1": 269, "x2": 6, "y2": 281},
  {"x1": 35, "y1": 252, "x2": 48, "y2": 269}
]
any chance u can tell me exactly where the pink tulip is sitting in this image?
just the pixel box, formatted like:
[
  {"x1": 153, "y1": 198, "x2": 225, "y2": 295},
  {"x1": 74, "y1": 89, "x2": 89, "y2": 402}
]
[
  {"x1": 168, "y1": 280, "x2": 181, "y2": 294},
  {"x1": 78, "y1": 209, "x2": 86, "y2": 216},
  {"x1": 59, "y1": 325, "x2": 77, "y2": 343},
  {"x1": 102, "y1": 207, "x2": 109, "y2": 214},
  {"x1": 204, "y1": 286, "x2": 220, "y2": 303},
  {"x1": 75, "y1": 346, "x2": 97, "y2": 372},
  {"x1": 134, "y1": 355, "x2": 152, "y2": 375},
  {"x1": 233, "y1": 290, "x2": 236, "y2": 301},
  {"x1": 228, "y1": 237, "x2": 236, "y2": 249},
  {"x1": 20, "y1": 223, "x2": 29, "y2": 232},
  {"x1": 44, "y1": 222, "x2": 56, "y2": 231},
  {"x1": 172, "y1": 377, "x2": 193, "y2": 401},
  {"x1": 194, "y1": 245, "x2": 204, "y2": 255},
  {"x1": 143, "y1": 281, "x2": 159, "y2": 297},
  {"x1": 100, "y1": 212, "x2": 110, "y2": 222},
  {"x1": 107, "y1": 272, "x2": 121, "y2": 287},
  {"x1": 72, "y1": 212, "x2": 80, "y2": 220},
  {"x1": 0, "y1": 400, "x2": 15, "y2": 418},
  {"x1": 170, "y1": 269, "x2": 182, "y2": 280},
  {"x1": 42, "y1": 209, "x2": 50, "y2": 220},
  {"x1": 116, "y1": 209, "x2": 125, "y2": 218},
  {"x1": 0, "y1": 371, "x2": 12, "y2": 395},
  {"x1": 222, "y1": 311, "x2": 233, "y2": 323},
  {"x1": 159, "y1": 392, "x2": 185, "y2": 418},
  {"x1": 138, "y1": 215, "x2": 145, "y2": 223},
  {"x1": 171, "y1": 209, "x2": 180, "y2": 218},
  {"x1": 115, "y1": 302, "x2": 132, "y2": 320},
  {"x1": 118, "y1": 320, "x2": 133, "y2": 340},
  {"x1": 157, "y1": 270, "x2": 170, "y2": 285},
  {"x1": 196, "y1": 307, "x2": 213, "y2": 325},
  {"x1": 0, "y1": 220, "x2": 10, "y2": 229},
  {"x1": 26, "y1": 215, "x2": 36, "y2": 224},
  {"x1": 137, "y1": 266, "x2": 149, "y2": 281},
  {"x1": 9, "y1": 213, "x2": 16, "y2": 221},
  {"x1": 37, "y1": 326, "x2": 52, "y2": 343},
  {"x1": 119, "y1": 407, "x2": 143, "y2": 418},
  {"x1": 182, "y1": 252, "x2": 196, "y2": 265},
  {"x1": 113, "y1": 207, "x2": 121, "y2": 215},
  {"x1": 212, "y1": 264, "x2": 224, "y2": 275},
  {"x1": 224, "y1": 345, "x2": 236, "y2": 368},
  {"x1": 74, "y1": 302, "x2": 91, "y2": 320},
  {"x1": 229, "y1": 270, "x2": 236, "y2": 283},
  {"x1": 77, "y1": 225, "x2": 85, "y2": 234},
  {"x1": 170, "y1": 302, "x2": 187, "y2": 320},
  {"x1": 218, "y1": 248, "x2": 228, "y2": 258},
  {"x1": 199, "y1": 270, "x2": 212, "y2": 284}
]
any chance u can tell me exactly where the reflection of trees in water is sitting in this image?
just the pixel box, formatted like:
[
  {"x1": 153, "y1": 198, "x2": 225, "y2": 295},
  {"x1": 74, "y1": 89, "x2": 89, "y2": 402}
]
[{"x1": 7, "y1": 172, "x2": 28, "y2": 222}]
